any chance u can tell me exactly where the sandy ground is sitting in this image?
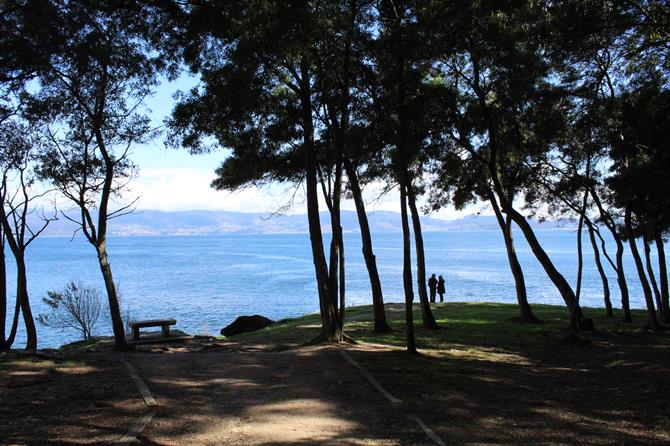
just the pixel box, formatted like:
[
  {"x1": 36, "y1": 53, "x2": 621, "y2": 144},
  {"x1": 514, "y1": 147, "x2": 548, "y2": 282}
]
[{"x1": 129, "y1": 345, "x2": 431, "y2": 445}]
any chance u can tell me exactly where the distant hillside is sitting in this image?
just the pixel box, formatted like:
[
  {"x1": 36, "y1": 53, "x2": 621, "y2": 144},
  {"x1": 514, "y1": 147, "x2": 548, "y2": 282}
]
[{"x1": 32, "y1": 210, "x2": 568, "y2": 237}]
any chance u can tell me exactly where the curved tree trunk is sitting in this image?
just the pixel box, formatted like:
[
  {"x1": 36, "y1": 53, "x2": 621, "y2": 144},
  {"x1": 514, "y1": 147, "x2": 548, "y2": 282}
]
[
  {"x1": 643, "y1": 235, "x2": 663, "y2": 316},
  {"x1": 399, "y1": 181, "x2": 417, "y2": 354},
  {"x1": 95, "y1": 243, "x2": 127, "y2": 349},
  {"x1": 587, "y1": 222, "x2": 613, "y2": 317},
  {"x1": 591, "y1": 189, "x2": 632, "y2": 322},
  {"x1": 487, "y1": 188, "x2": 538, "y2": 322},
  {"x1": 344, "y1": 160, "x2": 390, "y2": 332},
  {"x1": 16, "y1": 258, "x2": 36, "y2": 351},
  {"x1": 406, "y1": 180, "x2": 439, "y2": 330},
  {"x1": 624, "y1": 205, "x2": 660, "y2": 329},
  {"x1": 0, "y1": 212, "x2": 37, "y2": 351},
  {"x1": 0, "y1": 230, "x2": 21, "y2": 351},
  {"x1": 505, "y1": 206, "x2": 585, "y2": 323},
  {"x1": 4, "y1": 294, "x2": 21, "y2": 350},
  {"x1": 488, "y1": 170, "x2": 585, "y2": 324},
  {"x1": 655, "y1": 235, "x2": 669, "y2": 323}
]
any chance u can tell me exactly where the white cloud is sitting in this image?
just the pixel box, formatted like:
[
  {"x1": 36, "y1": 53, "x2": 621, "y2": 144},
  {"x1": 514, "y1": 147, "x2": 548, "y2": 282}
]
[
  {"x1": 125, "y1": 166, "x2": 483, "y2": 220},
  {"x1": 128, "y1": 167, "x2": 289, "y2": 213}
]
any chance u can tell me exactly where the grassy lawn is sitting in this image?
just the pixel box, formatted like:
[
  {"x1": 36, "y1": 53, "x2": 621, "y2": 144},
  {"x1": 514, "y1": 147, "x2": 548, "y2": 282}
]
[{"x1": 231, "y1": 301, "x2": 654, "y2": 351}]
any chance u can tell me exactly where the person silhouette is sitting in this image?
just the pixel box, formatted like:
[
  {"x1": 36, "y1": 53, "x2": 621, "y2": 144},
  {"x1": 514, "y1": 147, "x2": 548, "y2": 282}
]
[
  {"x1": 437, "y1": 275, "x2": 446, "y2": 302},
  {"x1": 428, "y1": 273, "x2": 438, "y2": 303}
]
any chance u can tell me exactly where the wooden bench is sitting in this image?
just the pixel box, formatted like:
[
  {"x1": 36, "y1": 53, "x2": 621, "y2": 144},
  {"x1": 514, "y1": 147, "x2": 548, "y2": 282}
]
[{"x1": 131, "y1": 319, "x2": 176, "y2": 341}]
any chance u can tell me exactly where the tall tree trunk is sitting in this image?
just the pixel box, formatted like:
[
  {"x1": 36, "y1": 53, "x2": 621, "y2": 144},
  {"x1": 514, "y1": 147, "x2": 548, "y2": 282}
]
[
  {"x1": 95, "y1": 243, "x2": 127, "y2": 349},
  {"x1": 339, "y1": 234, "x2": 345, "y2": 327},
  {"x1": 643, "y1": 235, "x2": 663, "y2": 316},
  {"x1": 0, "y1": 227, "x2": 5, "y2": 348},
  {"x1": 399, "y1": 181, "x2": 417, "y2": 354},
  {"x1": 656, "y1": 235, "x2": 669, "y2": 323},
  {"x1": 4, "y1": 294, "x2": 21, "y2": 350},
  {"x1": 0, "y1": 210, "x2": 37, "y2": 351},
  {"x1": 573, "y1": 211, "x2": 585, "y2": 330},
  {"x1": 587, "y1": 221, "x2": 613, "y2": 317},
  {"x1": 624, "y1": 204, "x2": 660, "y2": 329},
  {"x1": 487, "y1": 189, "x2": 538, "y2": 322},
  {"x1": 327, "y1": 161, "x2": 344, "y2": 325},
  {"x1": 406, "y1": 180, "x2": 439, "y2": 330},
  {"x1": 93, "y1": 129, "x2": 129, "y2": 350},
  {"x1": 591, "y1": 189, "x2": 632, "y2": 321},
  {"x1": 613, "y1": 234, "x2": 632, "y2": 322},
  {"x1": 344, "y1": 160, "x2": 390, "y2": 332},
  {"x1": 572, "y1": 164, "x2": 591, "y2": 331},
  {"x1": 15, "y1": 258, "x2": 36, "y2": 351},
  {"x1": 301, "y1": 64, "x2": 341, "y2": 342},
  {"x1": 390, "y1": 3, "x2": 417, "y2": 352}
]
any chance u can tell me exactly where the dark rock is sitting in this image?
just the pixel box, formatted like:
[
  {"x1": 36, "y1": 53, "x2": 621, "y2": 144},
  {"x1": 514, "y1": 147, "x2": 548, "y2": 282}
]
[{"x1": 220, "y1": 315, "x2": 274, "y2": 337}]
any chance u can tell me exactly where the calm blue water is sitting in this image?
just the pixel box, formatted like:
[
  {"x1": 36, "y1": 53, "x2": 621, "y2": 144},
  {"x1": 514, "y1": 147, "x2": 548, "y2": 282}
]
[{"x1": 3, "y1": 230, "x2": 659, "y2": 348}]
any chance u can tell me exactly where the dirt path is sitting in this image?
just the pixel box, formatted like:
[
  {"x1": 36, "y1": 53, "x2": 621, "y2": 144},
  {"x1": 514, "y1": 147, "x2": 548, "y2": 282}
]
[{"x1": 129, "y1": 345, "x2": 432, "y2": 445}]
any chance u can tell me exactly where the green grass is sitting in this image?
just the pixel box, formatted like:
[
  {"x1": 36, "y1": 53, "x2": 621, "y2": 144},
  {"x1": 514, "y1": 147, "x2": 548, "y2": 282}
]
[
  {"x1": 57, "y1": 338, "x2": 105, "y2": 353},
  {"x1": 225, "y1": 301, "x2": 654, "y2": 354}
]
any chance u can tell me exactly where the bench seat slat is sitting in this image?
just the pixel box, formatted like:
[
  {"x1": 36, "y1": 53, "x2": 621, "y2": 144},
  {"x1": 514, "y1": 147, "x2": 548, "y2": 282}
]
[
  {"x1": 131, "y1": 319, "x2": 176, "y2": 328},
  {"x1": 131, "y1": 318, "x2": 177, "y2": 341}
]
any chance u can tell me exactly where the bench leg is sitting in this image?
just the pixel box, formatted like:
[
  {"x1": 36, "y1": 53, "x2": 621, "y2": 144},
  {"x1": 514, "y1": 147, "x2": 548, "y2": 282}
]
[
  {"x1": 162, "y1": 325, "x2": 170, "y2": 338},
  {"x1": 133, "y1": 326, "x2": 140, "y2": 341}
]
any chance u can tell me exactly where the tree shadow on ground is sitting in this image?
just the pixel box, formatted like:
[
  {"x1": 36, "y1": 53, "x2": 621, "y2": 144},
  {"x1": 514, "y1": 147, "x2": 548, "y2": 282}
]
[
  {"x1": 0, "y1": 351, "x2": 145, "y2": 445},
  {"x1": 128, "y1": 346, "x2": 431, "y2": 445},
  {"x1": 349, "y1": 305, "x2": 670, "y2": 445}
]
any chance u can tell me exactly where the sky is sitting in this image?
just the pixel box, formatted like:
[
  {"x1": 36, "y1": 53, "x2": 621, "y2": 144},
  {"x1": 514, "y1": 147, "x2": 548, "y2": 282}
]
[{"x1": 127, "y1": 74, "x2": 478, "y2": 220}]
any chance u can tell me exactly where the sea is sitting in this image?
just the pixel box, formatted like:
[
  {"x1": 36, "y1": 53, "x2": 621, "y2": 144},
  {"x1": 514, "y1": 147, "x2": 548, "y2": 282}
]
[{"x1": 2, "y1": 229, "x2": 659, "y2": 348}]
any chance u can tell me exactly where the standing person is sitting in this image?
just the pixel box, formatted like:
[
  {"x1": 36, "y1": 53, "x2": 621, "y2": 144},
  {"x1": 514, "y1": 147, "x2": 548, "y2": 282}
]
[
  {"x1": 437, "y1": 275, "x2": 446, "y2": 303},
  {"x1": 428, "y1": 273, "x2": 438, "y2": 303}
]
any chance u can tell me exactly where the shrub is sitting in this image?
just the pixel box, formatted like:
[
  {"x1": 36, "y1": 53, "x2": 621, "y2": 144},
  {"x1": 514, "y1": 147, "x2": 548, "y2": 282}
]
[{"x1": 38, "y1": 281, "x2": 102, "y2": 341}]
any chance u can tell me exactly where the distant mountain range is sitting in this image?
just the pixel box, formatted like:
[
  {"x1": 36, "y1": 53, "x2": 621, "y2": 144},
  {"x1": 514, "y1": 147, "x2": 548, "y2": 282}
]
[{"x1": 31, "y1": 209, "x2": 571, "y2": 237}]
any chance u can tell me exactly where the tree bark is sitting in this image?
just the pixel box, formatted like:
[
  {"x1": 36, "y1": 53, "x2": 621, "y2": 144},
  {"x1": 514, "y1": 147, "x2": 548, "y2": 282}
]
[
  {"x1": 655, "y1": 235, "x2": 669, "y2": 323},
  {"x1": 590, "y1": 189, "x2": 632, "y2": 322},
  {"x1": 15, "y1": 257, "x2": 36, "y2": 351},
  {"x1": 301, "y1": 62, "x2": 341, "y2": 342},
  {"x1": 624, "y1": 204, "x2": 660, "y2": 329},
  {"x1": 572, "y1": 162, "x2": 591, "y2": 331},
  {"x1": 406, "y1": 180, "x2": 440, "y2": 330},
  {"x1": 399, "y1": 181, "x2": 417, "y2": 354},
  {"x1": 0, "y1": 207, "x2": 37, "y2": 351},
  {"x1": 338, "y1": 233, "x2": 345, "y2": 327},
  {"x1": 95, "y1": 243, "x2": 126, "y2": 349},
  {"x1": 643, "y1": 235, "x2": 663, "y2": 316},
  {"x1": 487, "y1": 189, "x2": 538, "y2": 322},
  {"x1": 327, "y1": 160, "x2": 344, "y2": 326},
  {"x1": 504, "y1": 203, "x2": 585, "y2": 323},
  {"x1": 4, "y1": 294, "x2": 21, "y2": 350},
  {"x1": 344, "y1": 161, "x2": 390, "y2": 332},
  {"x1": 0, "y1": 227, "x2": 5, "y2": 348},
  {"x1": 587, "y1": 221, "x2": 613, "y2": 317},
  {"x1": 93, "y1": 128, "x2": 128, "y2": 350},
  {"x1": 613, "y1": 233, "x2": 632, "y2": 322}
]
